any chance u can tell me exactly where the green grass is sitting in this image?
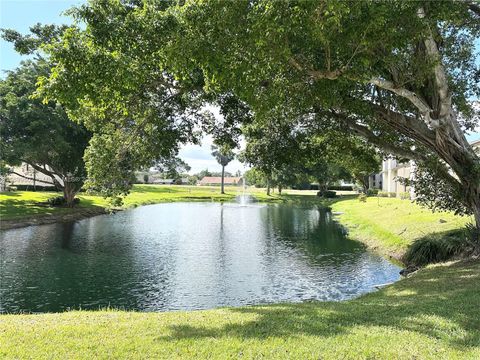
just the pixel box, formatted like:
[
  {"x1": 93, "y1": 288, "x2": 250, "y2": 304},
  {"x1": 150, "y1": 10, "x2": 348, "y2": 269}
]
[
  {"x1": 1, "y1": 260, "x2": 479, "y2": 359},
  {"x1": 0, "y1": 185, "x2": 319, "y2": 221},
  {"x1": 0, "y1": 191, "x2": 109, "y2": 220},
  {"x1": 330, "y1": 197, "x2": 472, "y2": 258}
]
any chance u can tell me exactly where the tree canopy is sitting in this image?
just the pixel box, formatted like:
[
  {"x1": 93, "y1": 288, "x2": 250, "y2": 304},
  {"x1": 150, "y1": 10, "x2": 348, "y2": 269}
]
[
  {"x1": 0, "y1": 59, "x2": 90, "y2": 205},
  {"x1": 5, "y1": 0, "x2": 479, "y2": 229}
]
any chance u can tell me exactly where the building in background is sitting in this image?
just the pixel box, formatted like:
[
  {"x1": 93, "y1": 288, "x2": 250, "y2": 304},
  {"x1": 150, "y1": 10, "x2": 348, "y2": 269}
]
[
  {"x1": 1, "y1": 163, "x2": 59, "y2": 191},
  {"x1": 379, "y1": 139, "x2": 480, "y2": 198},
  {"x1": 198, "y1": 176, "x2": 242, "y2": 186}
]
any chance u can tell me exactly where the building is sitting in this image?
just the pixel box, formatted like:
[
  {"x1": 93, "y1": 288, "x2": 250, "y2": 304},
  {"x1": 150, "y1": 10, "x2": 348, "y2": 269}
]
[
  {"x1": 379, "y1": 139, "x2": 480, "y2": 197},
  {"x1": 1, "y1": 163, "x2": 60, "y2": 191},
  {"x1": 197, "y1": 176, "x2": 243, "y2": 186}
]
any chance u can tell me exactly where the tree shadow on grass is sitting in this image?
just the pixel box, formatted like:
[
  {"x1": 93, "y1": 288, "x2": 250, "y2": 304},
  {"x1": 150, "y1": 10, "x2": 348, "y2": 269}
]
[
  {"x1": 0, "y1": 198, "x2": 56, "y2": 217},
  {"x1": 161, "y1": 261, "x2": 480, "y2": 351}
]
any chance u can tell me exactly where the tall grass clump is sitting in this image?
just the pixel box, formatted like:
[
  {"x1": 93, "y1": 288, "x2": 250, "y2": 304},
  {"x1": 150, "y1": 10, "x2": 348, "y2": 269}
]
[{"x1": 404, "y1": 226, "x2": 477, "y2": 266}]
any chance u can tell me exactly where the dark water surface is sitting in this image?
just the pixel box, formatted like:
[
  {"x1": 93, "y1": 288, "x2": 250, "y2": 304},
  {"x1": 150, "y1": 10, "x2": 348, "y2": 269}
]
[{"x1": 0, "y1": 202, "x2": 400, "y2": 313}]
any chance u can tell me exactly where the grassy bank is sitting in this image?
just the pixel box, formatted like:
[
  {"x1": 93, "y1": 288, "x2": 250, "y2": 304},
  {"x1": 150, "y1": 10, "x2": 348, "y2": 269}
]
[
  {"x1": 0, "y1": 185, "x2": 287, "y2": 221},
  {"x1": 1, "y1": 260, "x2": 479, "y2": 359},
  {"x1": 331, "y1": 197, "x2": 472, "y2": 259}
]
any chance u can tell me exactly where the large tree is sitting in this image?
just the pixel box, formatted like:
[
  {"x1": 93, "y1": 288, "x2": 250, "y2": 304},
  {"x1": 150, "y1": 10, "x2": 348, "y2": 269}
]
[
  {"x1": 167, "y1": 0, "x2": 480, "y2": 229},
  {"x1": 0, "y1": 59, "x2": 90, "y2": 205},
  {"x1": 18, "y1": 0, "x2": 479, "y2": 230}
]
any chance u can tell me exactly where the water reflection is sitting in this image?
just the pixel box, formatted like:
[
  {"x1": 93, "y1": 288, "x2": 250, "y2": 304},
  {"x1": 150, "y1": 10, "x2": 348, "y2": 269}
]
[{"x1": 0, "y1": 203, "x2": 400, "y2": 313}]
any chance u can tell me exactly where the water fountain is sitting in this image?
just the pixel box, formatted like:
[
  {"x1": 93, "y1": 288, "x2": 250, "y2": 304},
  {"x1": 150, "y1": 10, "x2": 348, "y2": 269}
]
[{"x1": 236, "y1": 176, "x2": 253, "y2": 205}]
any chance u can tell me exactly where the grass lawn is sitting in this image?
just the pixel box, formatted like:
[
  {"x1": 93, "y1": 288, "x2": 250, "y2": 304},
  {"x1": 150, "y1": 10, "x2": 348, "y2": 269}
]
[
  {"x1": 1, "y1": 260, "x2": 479, "y2": 359},
  {"x1": 331, "y1": 197, "x2": 473, "y2": 259},
  {"x1": 0, "y1": 185, "x2": 277, "y2": 221}
]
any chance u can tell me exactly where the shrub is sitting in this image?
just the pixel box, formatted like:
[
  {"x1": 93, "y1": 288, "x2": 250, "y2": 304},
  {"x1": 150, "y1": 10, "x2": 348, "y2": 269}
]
[
  {"x1": 366, "y1": 189, "x2": 379, "y2": 196},
  {"x1": 11, "y1": 185, "x2": 57, "y2": 191},
  {"x1": 378, "y1": 191, "x2": 397, "y2": 198},
  {"x1": 327, "y1": 185, "x2": 353, "y2": 191},
  {"x1": 403, "y1": 232, "x2": 472, "y2": 266},
  {"x1": 46, "y1": 196, "x2": 80, "y2": 206},
  {"x1": 399, "y1": 192, "x2": 411, "y2": 200},
  {"x1": 358, "y1": 194, "x2": 367, "y2": 202},
  {"x1": 317, "y1": 190, "x2": 337, "y2": 198}
]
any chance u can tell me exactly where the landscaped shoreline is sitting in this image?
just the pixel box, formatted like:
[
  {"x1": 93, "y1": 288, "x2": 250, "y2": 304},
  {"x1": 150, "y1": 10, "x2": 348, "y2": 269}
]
[{"x1": 1, "y1": 186, "x2": 479, "y2": 358}]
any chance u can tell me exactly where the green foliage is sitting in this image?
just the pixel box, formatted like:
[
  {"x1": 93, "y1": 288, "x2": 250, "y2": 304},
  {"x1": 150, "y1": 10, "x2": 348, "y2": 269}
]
[
  {"x1": 155, "y1": 157, "x2": 191, "y2": 180},
  {"x1": 46, "y1": 196, "x2": 80, "y2": 207},
  {"x1": 317, "y1": 190, "x2": 337, "y2": 198},
  {"x1": 403, "y1": 232, "x2": 472, "y2": 266},
  {"x1": 358, "y1": 194, "x2": 367, "y2": 202},
  {"x1": 244, "y1": 168, "x2": 267, "y2": 187},
  {"x1": 406, "y1": 165, "x2": 471, "y2": 216},
  {"x1": 0, "y1": 59, "x2": 90, "y2": 204},
  {"x1": 378, "y1": 191, "x2": 397, "y2": 198},
  {"x1": 211, "y1": 144, "x2": 235, "y2": 167},
  {"x1": 12, "y1": 0, "x2": 478, "y2": 225},
  {"x1": 366, "y1": 189, "x2": 379, "y2": 196},
  {"x1": 399, "y1": 192, "x2": 411, "y2": 200}
]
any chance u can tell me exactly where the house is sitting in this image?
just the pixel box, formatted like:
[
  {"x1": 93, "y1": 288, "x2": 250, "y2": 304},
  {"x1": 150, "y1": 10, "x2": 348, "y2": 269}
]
[
  {"x1": 1, "y1": 163, "x2": 60, "y2": 191},
  {"x1": 379, "y1": 139, "x2": 480, "y2": 197},
  {"x1": 198, "y1": 176, "x2": 243, "y2": 186}
]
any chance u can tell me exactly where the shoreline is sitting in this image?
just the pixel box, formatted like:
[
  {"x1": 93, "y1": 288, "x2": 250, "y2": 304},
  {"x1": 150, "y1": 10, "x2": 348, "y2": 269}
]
[
  {"x1": 0, "y1": 206, "x2": 108, "y2": 230},
  {"x1": 0, "y1": 196, "x2": 406, "y2": 264}
]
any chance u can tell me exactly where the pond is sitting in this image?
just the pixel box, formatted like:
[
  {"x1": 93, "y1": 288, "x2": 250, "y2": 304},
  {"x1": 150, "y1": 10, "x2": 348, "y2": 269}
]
[{"x1": 0, "y1": 202, "x2": 401, "y2": 313}]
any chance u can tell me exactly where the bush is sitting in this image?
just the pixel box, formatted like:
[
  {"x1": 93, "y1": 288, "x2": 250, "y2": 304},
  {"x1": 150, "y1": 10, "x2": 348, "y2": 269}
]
[
  {"x1": 399, "y1": 192, "x2": 411, "y2": 200},
  {"x1": 12, "y1": 184, "x2": 57, "y2": 191},
  {"x1": 378, "y1": 191, "x2": 397, "y2": 198},
  {"x1": 366, "y1": 189, "x2": 379, "y2": 196},
  {"x1": 358, "y1": 194, "x2": 367, "y2": 202},
  {"x1": 328, "y1": 185, "x2": 353, "y2": 191},
  {"x1": 317, "y1": 190, "x2": 337, "y2": 198},
  {"x1": 46, "y1": 196, "x2": 80, "y2": 206},
  {"x1": 403, "y1": 232, "x2": 472, "y2": 266}
]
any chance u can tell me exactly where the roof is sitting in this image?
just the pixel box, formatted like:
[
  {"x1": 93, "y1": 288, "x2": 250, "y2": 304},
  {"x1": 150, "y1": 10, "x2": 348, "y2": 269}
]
[{"x1": 198, "y1": 176, "x2": 242, "y2": 185}]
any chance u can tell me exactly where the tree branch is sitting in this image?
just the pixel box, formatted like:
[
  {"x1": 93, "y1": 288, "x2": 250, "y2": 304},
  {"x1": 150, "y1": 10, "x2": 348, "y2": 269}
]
[
  {"x1": 9, "y1": 171, "x2": 55, "y2": 185},
  {"x1": 288, "y1": 57, "x2": 344, "y2": 80},
  {"x1": 369, "y1": 77, "x2": 434, "y2": 125}
]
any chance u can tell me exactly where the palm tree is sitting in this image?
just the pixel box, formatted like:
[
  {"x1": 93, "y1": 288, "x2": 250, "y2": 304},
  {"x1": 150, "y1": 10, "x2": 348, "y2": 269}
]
[{"x1": 211, "y1": 145, "x2": 235, "y2": 194}]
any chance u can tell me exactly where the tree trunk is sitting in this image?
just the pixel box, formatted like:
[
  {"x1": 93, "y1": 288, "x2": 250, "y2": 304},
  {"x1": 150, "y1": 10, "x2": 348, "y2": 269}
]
[
  {"x1": 278, "y1": 184, "x2": 282, "y2": 195},
  {"x1": 266, "y1": 178, "x2": 271, "y2": 196},
  {"x1": 221, "y1": 165, "x2": 225, "y2": 194},
  {"x1": 63, "y1": 181, "x2": 78, "y2": 207},
  {"x1": 469, "y1": 183, "x2": 480, "y2": 235}
]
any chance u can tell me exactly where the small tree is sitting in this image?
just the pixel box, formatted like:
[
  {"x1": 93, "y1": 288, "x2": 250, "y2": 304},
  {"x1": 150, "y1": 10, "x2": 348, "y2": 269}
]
[{"x1": 211, "y1": 145, "x2": 235, "y2": 194}]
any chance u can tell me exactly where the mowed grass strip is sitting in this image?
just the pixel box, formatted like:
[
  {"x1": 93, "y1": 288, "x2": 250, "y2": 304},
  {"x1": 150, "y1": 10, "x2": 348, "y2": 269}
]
[
  {"x1": 0, "y1": 185, "x2": 280, "y2": 220},
  {"x1": 1, "y1": 260, "x2": 479, "y2": 359},
  {"x1": 331, "y1": 197, "x2": 472, "y2": 258}
]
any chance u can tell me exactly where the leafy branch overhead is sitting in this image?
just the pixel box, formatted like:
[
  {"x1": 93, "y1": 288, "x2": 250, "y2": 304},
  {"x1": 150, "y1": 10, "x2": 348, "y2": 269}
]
[{"x1": 2, "y1": 0, "x2": 479, "y2": 231}]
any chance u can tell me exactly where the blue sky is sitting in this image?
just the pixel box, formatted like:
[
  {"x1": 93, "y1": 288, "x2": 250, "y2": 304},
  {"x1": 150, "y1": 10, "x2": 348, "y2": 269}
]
[{"x1": 0, "y1": 0, "x2": 478, "y2": 173}]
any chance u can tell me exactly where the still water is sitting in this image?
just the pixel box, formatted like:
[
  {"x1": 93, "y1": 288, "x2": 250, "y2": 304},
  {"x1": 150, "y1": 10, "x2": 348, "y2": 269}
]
[{"x1": 0, "y1": 202, "x2": 400, "y2": 313}]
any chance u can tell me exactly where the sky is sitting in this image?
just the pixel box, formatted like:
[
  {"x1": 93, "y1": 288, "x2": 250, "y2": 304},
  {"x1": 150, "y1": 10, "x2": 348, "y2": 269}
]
[{"x1": 1, "y1": 0, "x2": 479, "y2": 173}]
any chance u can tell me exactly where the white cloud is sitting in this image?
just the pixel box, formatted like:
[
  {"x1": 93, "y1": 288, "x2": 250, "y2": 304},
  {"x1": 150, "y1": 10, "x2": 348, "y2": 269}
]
[{"x1": 179, "y1": 135, "x2": 249, "y2": 175}]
